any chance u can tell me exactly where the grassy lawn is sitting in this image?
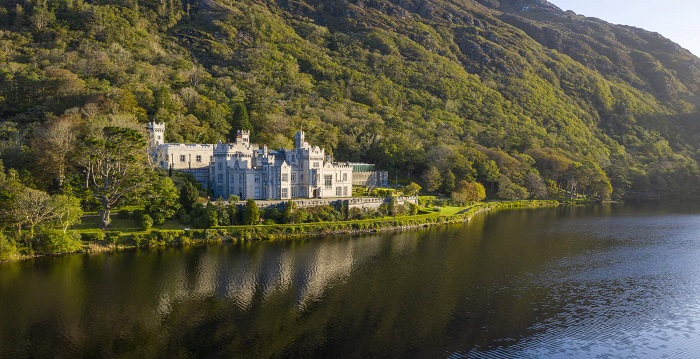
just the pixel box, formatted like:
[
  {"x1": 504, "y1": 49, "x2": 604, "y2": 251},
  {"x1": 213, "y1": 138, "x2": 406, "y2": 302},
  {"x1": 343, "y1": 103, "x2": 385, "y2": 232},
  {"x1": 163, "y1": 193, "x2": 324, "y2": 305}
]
[
  {"x1": 72, "y1": 216, "x2": 186, "y2": 233},
  {"x1": 71, "y1": 202, "x2": 546, "y2": 233}
]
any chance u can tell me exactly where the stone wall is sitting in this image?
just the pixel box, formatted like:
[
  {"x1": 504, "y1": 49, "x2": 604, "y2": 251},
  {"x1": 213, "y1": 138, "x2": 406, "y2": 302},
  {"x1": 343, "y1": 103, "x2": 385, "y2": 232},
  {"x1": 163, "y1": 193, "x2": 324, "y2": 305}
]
[{"x1": 255, "y1": 196, "x2": 418, "y2": 210}]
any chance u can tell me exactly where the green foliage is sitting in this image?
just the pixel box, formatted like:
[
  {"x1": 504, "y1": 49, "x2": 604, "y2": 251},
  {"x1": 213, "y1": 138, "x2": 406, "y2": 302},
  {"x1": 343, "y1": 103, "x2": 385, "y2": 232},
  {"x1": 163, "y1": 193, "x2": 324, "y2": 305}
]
[
  {"x1": 0, "y1": 0, "x2": 698, "y2": 203},
  {"x1": 81, "y1": 126, "x2": 151, "y2": 229},
  {"x1": 230, "y1": 102, "x2": 252, "y2": 138},
  {"x1": 105, "y1": 231, "x2": 121, "y2": 246},
  {"x1": 452, "y1": 181, "x2": 487, "y2": 204},
  {"x1": 140, "y1": 214, "x2": 153, "y2": 231},
  {"x1": 179, "y1": 181, "x2": 199, "y2": 213},
  {"x1": 81, "y1": 232, "x2": 104, "y2": 242},
  {"x1": 402, "y1": 182, "x2": 422, "y2": 196},
  {"x1": 243, "y1": 199, "x2": 260, "y2": 225},
  {"x1": 0, "y1": 233, "x2": 19, "y2": 261},
  {"x1": 145, "y1": 176, "x2": 181, "y2": 221},
  {"x1": 34, "y1": 229, "x2": 83, "y2": 255}
]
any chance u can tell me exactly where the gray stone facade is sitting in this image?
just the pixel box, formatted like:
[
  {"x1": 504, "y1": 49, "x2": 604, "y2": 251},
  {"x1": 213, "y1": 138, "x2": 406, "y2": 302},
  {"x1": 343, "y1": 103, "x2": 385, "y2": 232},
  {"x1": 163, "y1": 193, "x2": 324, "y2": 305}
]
[{"x1": 149, "y1": 123, "x2": 378, "y2": 201}]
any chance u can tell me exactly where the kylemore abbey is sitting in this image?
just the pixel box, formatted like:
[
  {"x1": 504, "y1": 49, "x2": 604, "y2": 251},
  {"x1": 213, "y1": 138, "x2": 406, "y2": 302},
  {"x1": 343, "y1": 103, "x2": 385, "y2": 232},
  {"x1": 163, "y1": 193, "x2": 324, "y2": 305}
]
[{"x1": 148, "y1": 122, "x2": 388, "y2": 200}]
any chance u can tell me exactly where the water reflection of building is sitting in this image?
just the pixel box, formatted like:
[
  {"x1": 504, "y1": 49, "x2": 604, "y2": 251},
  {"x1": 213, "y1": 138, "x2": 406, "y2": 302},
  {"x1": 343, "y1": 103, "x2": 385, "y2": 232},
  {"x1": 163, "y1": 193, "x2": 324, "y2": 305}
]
[{"x1": 155, "y1": 238, "x2": 385, "y2": 314}]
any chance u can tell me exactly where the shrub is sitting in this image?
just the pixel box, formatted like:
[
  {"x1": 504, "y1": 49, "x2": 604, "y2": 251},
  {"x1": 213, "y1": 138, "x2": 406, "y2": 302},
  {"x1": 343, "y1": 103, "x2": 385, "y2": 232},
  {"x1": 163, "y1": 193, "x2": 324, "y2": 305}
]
[
  {"x1": 152, "y1": 212, "x2": 166, "y2": 225},
  {"x1": 153, "y1": 230, "x2": 183, "y2": 244},
  {"x1": 35, "y1": 230, "x2": 83, "y2": 254},
  {"x1": 105, "y1": 231, "x2": 121, "y2": 246},
  {"x1": 178, "y1": 212, "x2": 192, "y2": 224},
  {"x1": 140, "y1": 214, "x2": 154, "y2": 231},
  {"x1": 180, "y1": 236, "x2": 193, "y2": 246},
  {"x1": 81, "y1": 232, "x2": 104, "y2": 241},
  {"x1": 117, "y1": 209, "x2": 131, "y2": 219},
  {"x1": 0, "y1": 233, "x2": 19, "y2": 261},
  {"x1": 132, "y1": 233, "x2": 146, "y2": 246},
  {"x1": 204, "y1": 229, "x2": 222, "y2": 242}
]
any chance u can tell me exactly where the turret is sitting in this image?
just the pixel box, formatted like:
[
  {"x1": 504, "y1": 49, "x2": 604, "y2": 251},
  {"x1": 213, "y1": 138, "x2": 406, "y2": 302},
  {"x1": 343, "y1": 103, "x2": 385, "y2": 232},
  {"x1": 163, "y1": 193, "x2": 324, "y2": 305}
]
[
  {"x1": 235, "y1": 130, "x2": 250, "y2": 144},
  {"x1": 295, "y1": 131, "x2": 309, "y2": 149},
  {"x1": 147, "y1": 122, "x2": 166, "y2": 147}
]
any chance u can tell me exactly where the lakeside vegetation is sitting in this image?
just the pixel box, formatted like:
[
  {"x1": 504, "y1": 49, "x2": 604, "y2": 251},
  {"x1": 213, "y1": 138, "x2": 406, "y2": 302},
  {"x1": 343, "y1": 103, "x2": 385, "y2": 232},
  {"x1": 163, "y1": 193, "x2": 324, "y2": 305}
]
[
  {"x1": 2, "y1": 0, "x2": 700, "y2": 259},
  {"x1": 0, "y1": 198, "x2": 559, "y2": 262}
]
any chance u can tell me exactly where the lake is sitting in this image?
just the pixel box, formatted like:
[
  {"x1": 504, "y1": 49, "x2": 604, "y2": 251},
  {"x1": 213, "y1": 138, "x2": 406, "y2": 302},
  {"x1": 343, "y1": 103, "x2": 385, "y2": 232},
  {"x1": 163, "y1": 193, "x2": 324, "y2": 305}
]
[{"x1": 1, "y1": 205, "x2": 700, "y2": 358}]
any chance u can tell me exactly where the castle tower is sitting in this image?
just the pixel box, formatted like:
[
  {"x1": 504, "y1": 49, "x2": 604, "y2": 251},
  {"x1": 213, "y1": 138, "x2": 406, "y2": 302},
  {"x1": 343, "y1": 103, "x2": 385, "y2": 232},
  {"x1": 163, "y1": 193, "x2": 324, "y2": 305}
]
[
  {"x1": 295, "y1": 131, "x2": 308, "y2": 149},
  {"x1": 235, "y1": 130, "x2": 250, "y2": 144},
  {"x1": 148, "y1": 122, "x2": 166, "y2": 147}
]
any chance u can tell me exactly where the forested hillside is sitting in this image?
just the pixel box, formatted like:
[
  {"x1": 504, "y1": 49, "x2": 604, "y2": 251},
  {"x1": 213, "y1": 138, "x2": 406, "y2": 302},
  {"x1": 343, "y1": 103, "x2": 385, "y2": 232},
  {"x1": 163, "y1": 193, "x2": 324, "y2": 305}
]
[{"x1": 2, "y1": 0, "x2": 700, "y2": 200}]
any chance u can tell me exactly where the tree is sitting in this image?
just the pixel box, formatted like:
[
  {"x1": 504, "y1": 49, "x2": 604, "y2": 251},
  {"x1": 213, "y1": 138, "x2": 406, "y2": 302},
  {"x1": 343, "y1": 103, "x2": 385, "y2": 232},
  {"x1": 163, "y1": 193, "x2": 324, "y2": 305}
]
[
  {"x1": 421, "y1": 166, "x2": 442, "y2": 193},
  {"x1": 283, "y1": 200, "x2": 296, "y2": 223},
  {"x1": 80, "y1": 126, "x2": 151, "y2": 229},
  {"x1": 496, "y1": 175, "x2": 529, "y2": 200},
  {"x1": 50, "y1": 195, "x2": 83, "y2": 232},
  {"x1": 32, "y1": 115, "x2": 80, "y2": 190},
  {"x1": 230, "y1": 102, "x2": 252, "y2": 139},
  {"x1": 402, "y1": 182, "x2": 422, "y2": 196},
  {"x1": 7, "y1": 187, "x2": 54, "y2": 238},
  {"x1": 524, "y1": 171, "x2": 548, "y2": 199},
  {"x1": 451, "y1": 180, "x2": 486, "y2": 204},
  {"x1": 0, "y1": 232, "x2": 19, "y2": 261},
  {"x1": 441, "y1": 171, "x2": 456, "y2": 194},
  {"x1": 34, "y1": 229, "x2": 82, "y2": 255},
  {"x1": 145, "y1": 176, "x2": 181, "y2": 220},
  {"x1": 180, "y1": 181, "x2": 199, "y2": 212},
  {"x1": 243, "y1": 199, "x2": 259, "y2": 225}
]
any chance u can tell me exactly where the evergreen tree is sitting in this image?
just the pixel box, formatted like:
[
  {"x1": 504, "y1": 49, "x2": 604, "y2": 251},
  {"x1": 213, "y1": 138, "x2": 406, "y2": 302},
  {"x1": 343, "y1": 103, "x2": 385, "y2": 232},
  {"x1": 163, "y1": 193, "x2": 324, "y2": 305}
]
[
  {"x1": 283, "y1": 200, "x2": 295, "y2": 223},
  {"x1": 230, "y1": 102, "x2": 252, "y2": 139},
  {"x1": 243, "y1": 198, "x2": 260, "y2": 225},
  {"x1": 179, "y1": 181, "x2": 199, "y2": 212}
]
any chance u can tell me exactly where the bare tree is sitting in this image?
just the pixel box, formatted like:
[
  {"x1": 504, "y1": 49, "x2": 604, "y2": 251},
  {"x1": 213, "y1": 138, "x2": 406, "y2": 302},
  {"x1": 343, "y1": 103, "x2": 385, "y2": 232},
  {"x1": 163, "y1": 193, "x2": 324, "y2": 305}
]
[{"x1": 33, "y1": 115, "x2": 80, "y2": 188}]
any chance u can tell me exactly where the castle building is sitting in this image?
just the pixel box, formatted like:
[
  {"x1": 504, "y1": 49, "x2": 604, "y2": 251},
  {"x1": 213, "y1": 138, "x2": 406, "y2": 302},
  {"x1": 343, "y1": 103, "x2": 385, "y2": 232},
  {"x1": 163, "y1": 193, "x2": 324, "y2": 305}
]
[{"x1": 148, "y1": 122, "x2": 374, "y2": 200}]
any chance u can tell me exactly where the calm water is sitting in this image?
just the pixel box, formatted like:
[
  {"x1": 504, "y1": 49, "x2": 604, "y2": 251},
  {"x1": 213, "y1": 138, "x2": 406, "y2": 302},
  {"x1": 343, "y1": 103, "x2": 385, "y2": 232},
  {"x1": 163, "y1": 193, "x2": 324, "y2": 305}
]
[{"x1": 2, "y1": 205, "x2": 700, "y2": 358}]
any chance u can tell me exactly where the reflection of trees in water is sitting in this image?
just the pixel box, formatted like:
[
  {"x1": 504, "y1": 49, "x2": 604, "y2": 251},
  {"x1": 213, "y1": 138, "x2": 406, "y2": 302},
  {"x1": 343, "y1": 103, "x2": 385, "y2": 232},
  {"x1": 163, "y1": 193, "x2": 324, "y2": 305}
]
[{"x1": 4, "y1": 209, "x2": 607, "y2": 357}]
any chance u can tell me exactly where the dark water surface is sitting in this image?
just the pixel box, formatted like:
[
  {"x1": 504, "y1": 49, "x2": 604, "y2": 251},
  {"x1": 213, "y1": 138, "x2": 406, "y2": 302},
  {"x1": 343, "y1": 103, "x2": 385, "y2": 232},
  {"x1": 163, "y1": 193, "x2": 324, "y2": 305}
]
[{"x1": 2, "y1": 205, "x2": 700, "y2": 358}]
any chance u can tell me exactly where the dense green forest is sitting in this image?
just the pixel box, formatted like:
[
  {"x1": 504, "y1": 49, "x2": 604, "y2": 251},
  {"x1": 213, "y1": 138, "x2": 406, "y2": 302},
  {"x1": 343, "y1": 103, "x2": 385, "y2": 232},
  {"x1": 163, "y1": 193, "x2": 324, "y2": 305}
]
[{"x1": 2, "y1": 0, "x2": 700, "y2": 203}]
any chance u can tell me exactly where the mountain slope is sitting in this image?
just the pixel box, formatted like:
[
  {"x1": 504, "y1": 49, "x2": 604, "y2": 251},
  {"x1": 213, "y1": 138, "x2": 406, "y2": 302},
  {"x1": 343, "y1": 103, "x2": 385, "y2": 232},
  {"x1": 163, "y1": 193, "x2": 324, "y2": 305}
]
[{"x1": 1, "y1": 0, "x2": 700, "y2": 199}]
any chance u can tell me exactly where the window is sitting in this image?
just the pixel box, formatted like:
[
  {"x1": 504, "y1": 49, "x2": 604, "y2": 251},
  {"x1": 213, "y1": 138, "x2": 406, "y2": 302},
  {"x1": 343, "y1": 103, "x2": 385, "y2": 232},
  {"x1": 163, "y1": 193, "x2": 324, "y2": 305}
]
[
  {"x1": 255, "y1": 175, "x2": 260, "y2": 183},
  {"x1": 324, "y1": 175, "x2": 332, "y2": 189},
  {"x1": 282, "y1": 174, "x2": 288, "y2": 182},
  {"x1": 291, "y1": 173, "x2": 296, "y2": 182},
  {"x1": 239, "y1": 176, "x2": 243, "y2": 183},
  {"x1": 336, "y1": 187, "x2": 342, "y2": 196},
  {"x1": 292, "y1": 187, "x2": 297, "y2": 197},
  {"x1": 180, "y1": 155, "x2": 186, "y2": 162},
  {"x1": 343, "y1": 173, "x2": 347, "y2": 182},
  {"x1": 218, "y1": 174, "x2": 224, "y2": 182},
  {"x1": 218, "y1": 162, "x2": 223, "y2": 170},
  {"x1": 282, "y1": 188, "x2": 288, "y2": 198},
  {"x1": 314, "y1": 162, "x2": 320, "y2": 168},
  {"x1": 255, "y1": 187, "x2": 261, "y2": 197},
  {"x1": 196, "y1": 155, "x2": 202, "y2": 162},
  {"x1": 343, "y1": 186, "x2": 348, "y2": 196},
  {"x1": 300, "y1": 174, "x2": 304, "y2": 182}
]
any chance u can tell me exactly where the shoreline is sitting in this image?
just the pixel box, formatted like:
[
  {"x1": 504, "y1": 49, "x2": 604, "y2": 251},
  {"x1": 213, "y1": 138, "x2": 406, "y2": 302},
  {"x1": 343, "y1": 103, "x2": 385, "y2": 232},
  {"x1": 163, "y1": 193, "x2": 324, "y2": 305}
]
[{"x1": 1, "y1": 200, "x2": 560, "y2": 263}]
